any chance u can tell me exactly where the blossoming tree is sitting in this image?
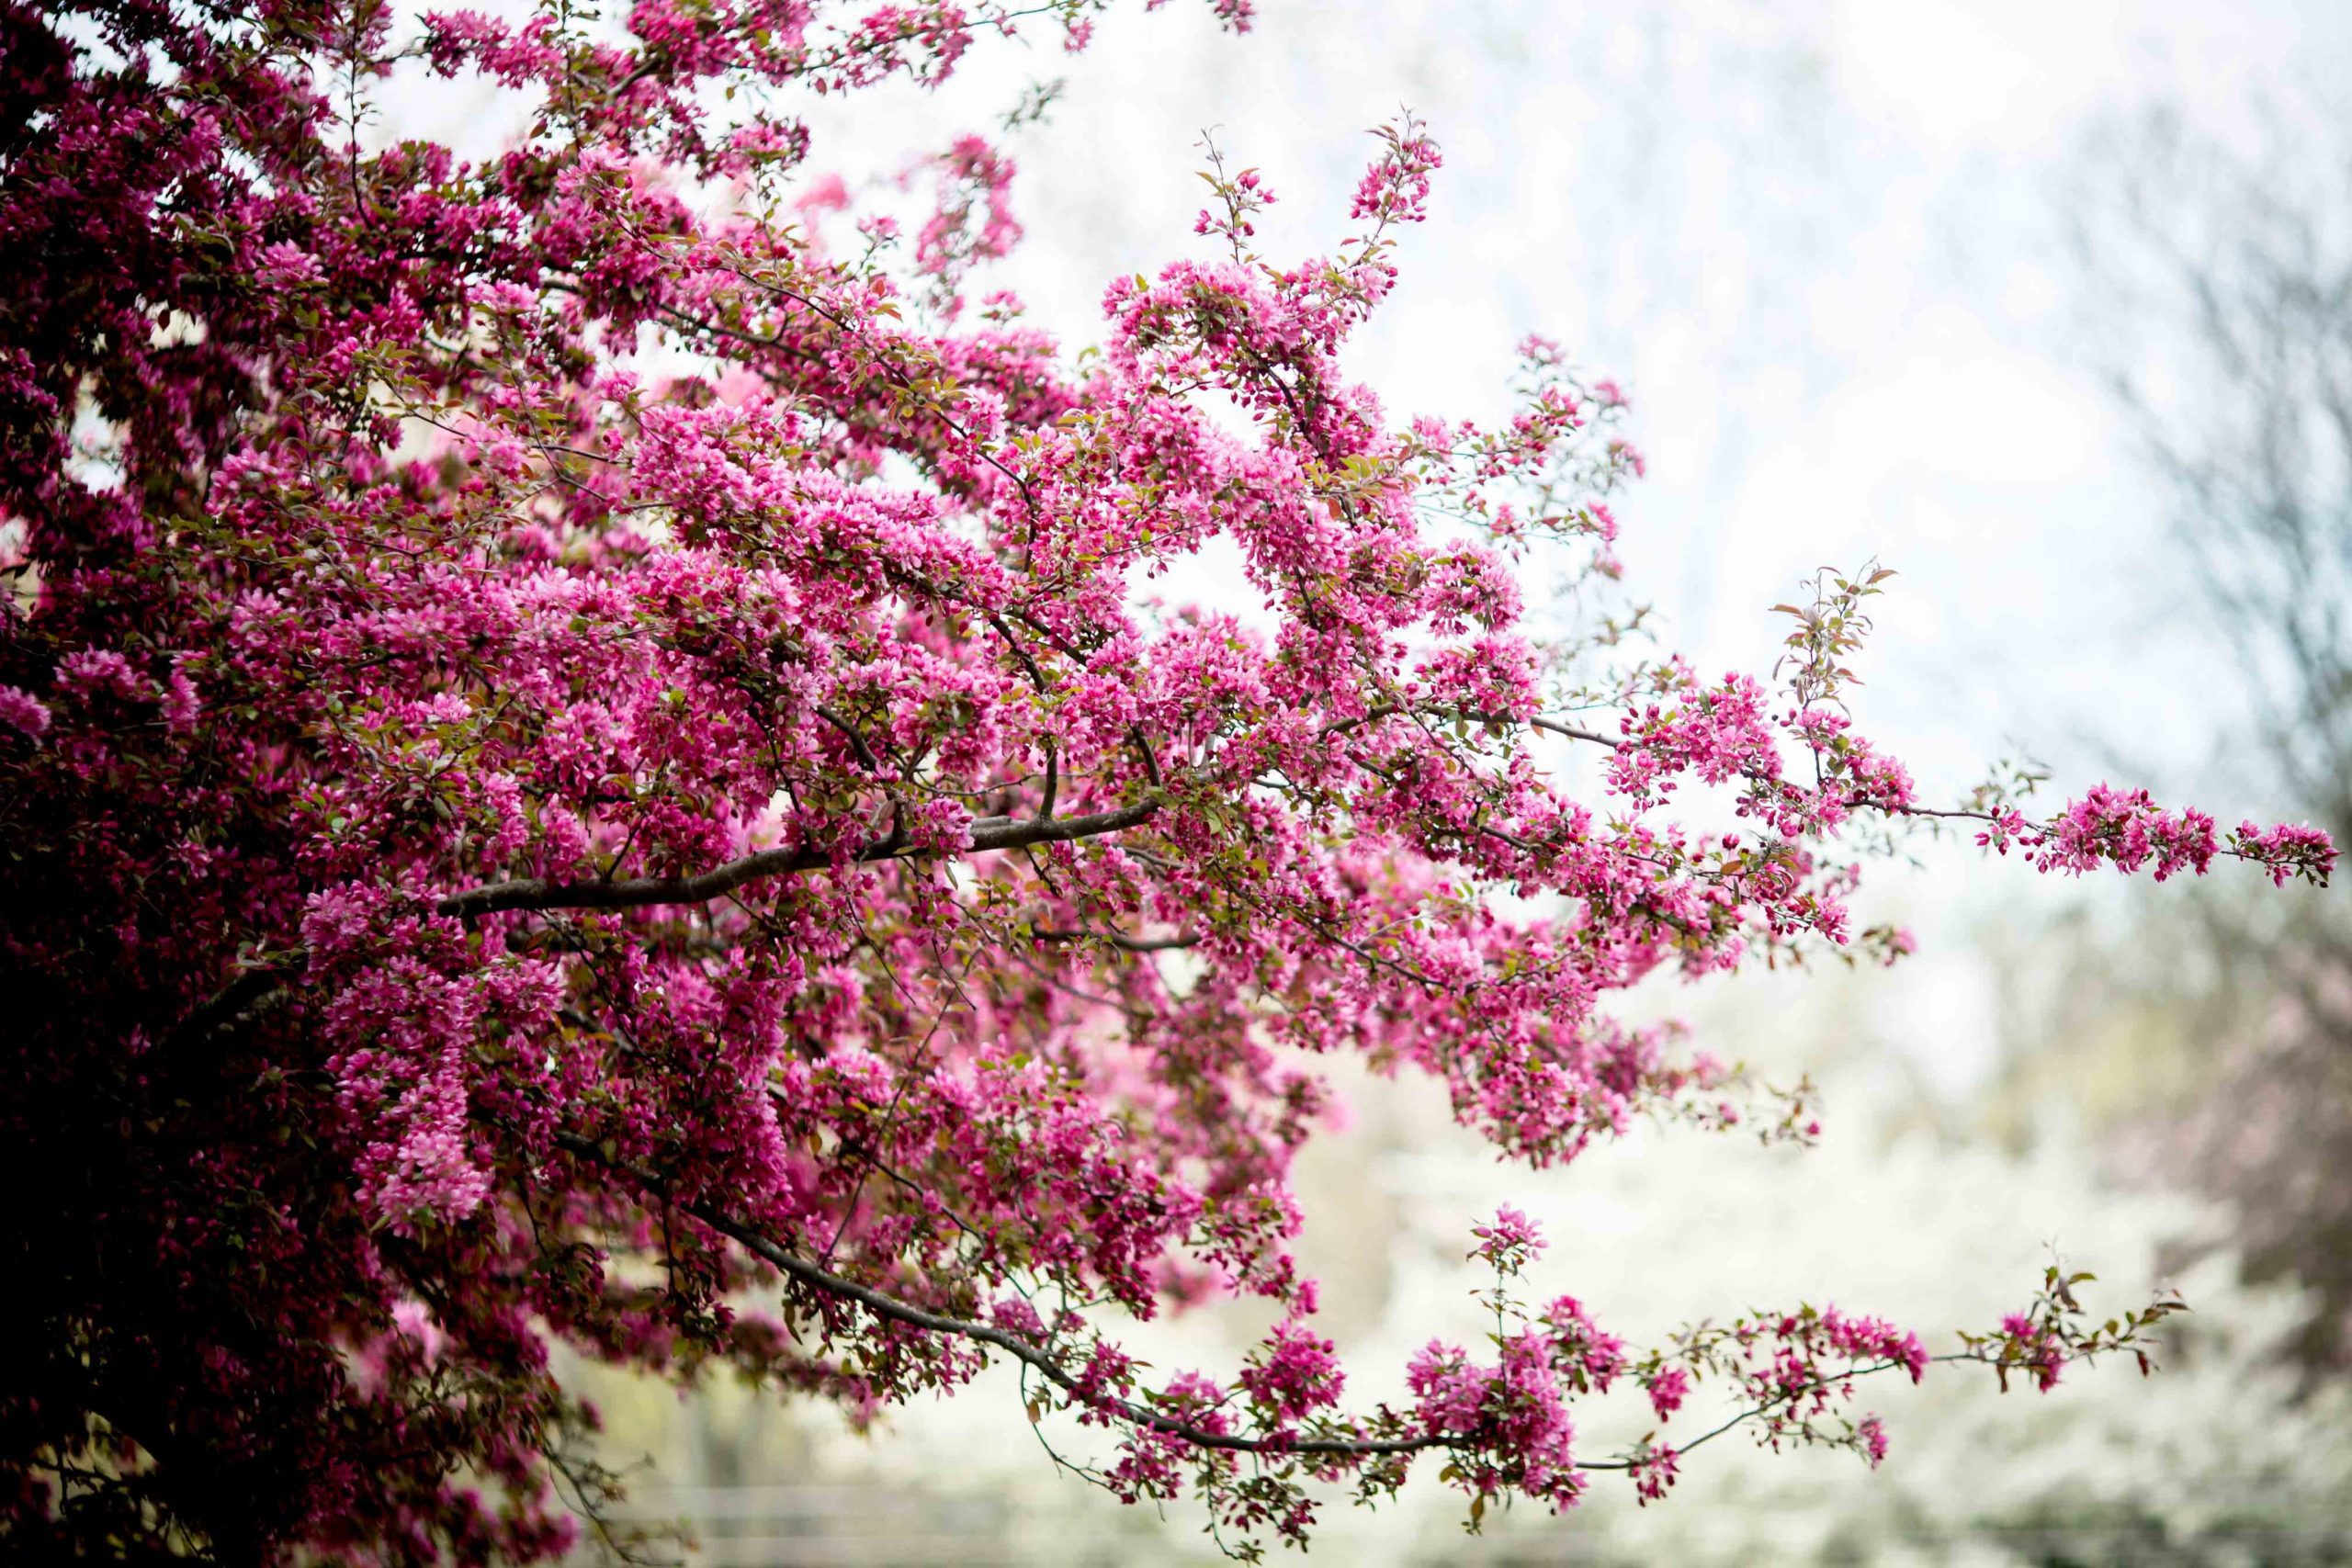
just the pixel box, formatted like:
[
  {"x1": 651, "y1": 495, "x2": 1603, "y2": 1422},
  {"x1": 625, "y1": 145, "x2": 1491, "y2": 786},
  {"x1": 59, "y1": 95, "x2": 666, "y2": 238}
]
[{"x1": 0, "y1": 0, "x2": 2333, "y2": 1560}]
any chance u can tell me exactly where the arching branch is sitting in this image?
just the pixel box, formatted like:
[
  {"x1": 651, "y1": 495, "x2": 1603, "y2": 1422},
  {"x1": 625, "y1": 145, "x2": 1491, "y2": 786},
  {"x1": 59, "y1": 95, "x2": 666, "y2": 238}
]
[{"x1": 437, "y1": 801, "x2": 1159, "y2": 918}]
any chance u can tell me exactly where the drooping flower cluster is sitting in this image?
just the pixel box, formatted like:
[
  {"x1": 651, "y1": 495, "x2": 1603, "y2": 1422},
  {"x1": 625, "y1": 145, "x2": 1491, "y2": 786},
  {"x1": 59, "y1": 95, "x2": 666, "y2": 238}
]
[
  {"x1": 0, "y1": 0, "x2": 2329, "y2": 1560},
  {"x1": 1962, "y1": 782, "x2": 2335, "y2": 886}
]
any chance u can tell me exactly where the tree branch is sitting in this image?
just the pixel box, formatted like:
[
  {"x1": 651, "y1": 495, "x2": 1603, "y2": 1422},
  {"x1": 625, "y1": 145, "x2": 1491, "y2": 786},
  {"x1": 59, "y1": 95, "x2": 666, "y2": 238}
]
[
  {"x1": 1317, "y1": 700, "x2": 1621, "y2": 750},
  {"x1": 547, "y1": 1134, "x2": 1449, "y2": 1461},
  {"x1": 437, "y1": 801, "x2": 1159, "y2": 918},
  {"x1": 153, "y1": 961, "x2": 299, "y2": 1066},
  {"x1": 156, "y1": 804, "x2": 1163, "y2": 1069},
  {"x1": 1030, "y1": 928, "x2": 1199, "y2": 953},
  {"x1": 658, "y1": 1162, "x2": 1988, "y2": 1478}
]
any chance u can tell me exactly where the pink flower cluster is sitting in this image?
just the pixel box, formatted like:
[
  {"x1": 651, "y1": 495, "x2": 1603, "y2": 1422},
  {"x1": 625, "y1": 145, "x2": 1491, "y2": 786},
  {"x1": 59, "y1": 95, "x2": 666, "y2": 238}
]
[
  {"x1": 2032, "y1": 783, "x2": 2221, "y2": 881},
  {"x1": 1996, "y1": 1311, "x2": 2069, "y2": 1393},
  {"x1": 1989, "y1": 782, "x2": 2335, "y2": 886}
]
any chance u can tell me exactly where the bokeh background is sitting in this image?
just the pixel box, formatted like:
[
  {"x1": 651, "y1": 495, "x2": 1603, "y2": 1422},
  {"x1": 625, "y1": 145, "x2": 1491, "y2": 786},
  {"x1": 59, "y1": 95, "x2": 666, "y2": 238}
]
[{"x1": 400, "y1": 1, "x2": 2352, "y2": 1559}]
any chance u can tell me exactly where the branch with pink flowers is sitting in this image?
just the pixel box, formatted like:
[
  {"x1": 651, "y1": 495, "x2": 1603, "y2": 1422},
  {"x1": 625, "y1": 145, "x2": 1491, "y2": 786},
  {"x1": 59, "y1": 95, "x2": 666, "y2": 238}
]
[
  {"x1": 609, "y1": 1170, "x2": 2189, "y2": 1526},
  {"x1": 436, "y1": 800, "x2": 1161, "y2": 917}
]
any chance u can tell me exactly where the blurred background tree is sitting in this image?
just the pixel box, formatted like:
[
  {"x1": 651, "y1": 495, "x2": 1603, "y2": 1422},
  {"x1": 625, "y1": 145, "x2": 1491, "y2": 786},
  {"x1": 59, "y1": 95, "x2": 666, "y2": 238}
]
[{"x1": 1984, "y1": 94, "x2": 2352, "y2": 1377}]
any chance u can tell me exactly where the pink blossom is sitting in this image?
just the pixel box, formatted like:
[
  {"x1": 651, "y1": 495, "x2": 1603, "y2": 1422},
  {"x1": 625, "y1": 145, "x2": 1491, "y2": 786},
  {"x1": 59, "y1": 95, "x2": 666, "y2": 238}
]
[
  {"x1": 1646, "y1": 1364, "x2": 1690, "y2": 1421},
  {"x1": 0, "y1": 685, "x2": 50, "y2": 739},
  {"x1": 1471, "y1": 1204, "x2": 1547, "y2": 1269}
]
